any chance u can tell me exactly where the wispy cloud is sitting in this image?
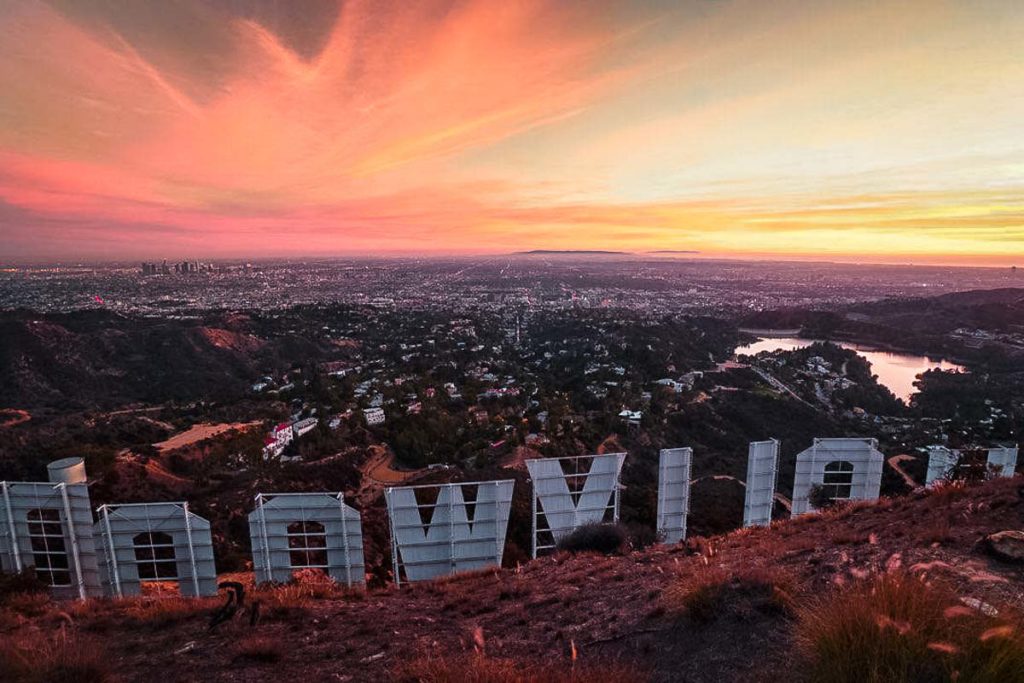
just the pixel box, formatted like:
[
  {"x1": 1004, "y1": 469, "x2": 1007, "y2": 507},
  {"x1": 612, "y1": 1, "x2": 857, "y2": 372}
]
[{"x1": 1, "y1": 0, "x2": 1023, "y2": 263}]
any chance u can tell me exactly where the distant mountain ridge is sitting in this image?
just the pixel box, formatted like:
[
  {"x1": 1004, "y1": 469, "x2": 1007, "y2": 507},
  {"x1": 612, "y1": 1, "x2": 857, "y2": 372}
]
[{"x1": 512, "y1": 249, "x2": 630, "y2": 255}]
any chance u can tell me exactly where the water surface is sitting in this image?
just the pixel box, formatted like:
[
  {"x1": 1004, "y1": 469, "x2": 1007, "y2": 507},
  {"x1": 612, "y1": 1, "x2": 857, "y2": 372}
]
[{"x1": 734, "y1": 337, "x2": 965, "y2": 403}]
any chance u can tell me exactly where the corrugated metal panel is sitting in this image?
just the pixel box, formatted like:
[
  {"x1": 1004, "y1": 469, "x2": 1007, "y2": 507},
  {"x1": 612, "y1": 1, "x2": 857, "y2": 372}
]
[
  {"x1": 925, "y1": 446, "x2": 958, "y2": 486},
  {"x1": 0, "y1": 480, "x2": 102, "y2": 600},
  {"x1": 657, "y1": 447, "x2": 692, "y2": 544},
  {"x1": 95, "y1": 502, "x2": 217, "y2": 598},
  {"x1": 791, "y1": 438, "x2": 884, "y2": 515},
  {"x1": 926, "y1": 445, "x2": 1019, "y2": 484},
  {"x1": 526, "y1": 453, "x2": 625, "y2": 558},
  {"x1": 744, "y1": 439, "x2": 780, "y2": 527},
  {"x1": 385, "y1": 480, "x2": 514, "y2": 584},
  {"x1": 988, "y1": 445, "x2": 1019, "y2": 478},
  {"x1": 248, "y1": 492, "x2": 365, "y2": 586}
]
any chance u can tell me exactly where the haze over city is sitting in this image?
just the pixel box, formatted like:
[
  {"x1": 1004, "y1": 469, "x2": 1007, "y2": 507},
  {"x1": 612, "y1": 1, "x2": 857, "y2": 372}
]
[{"x1": 2, "y1": 0, "x2": 1023, "y2": 264}]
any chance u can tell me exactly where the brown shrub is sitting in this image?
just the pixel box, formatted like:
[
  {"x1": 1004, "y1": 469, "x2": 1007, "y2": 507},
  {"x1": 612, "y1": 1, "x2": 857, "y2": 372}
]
[
  {"x1": 555, "y1": 523, "x2": 627, "y2": 555},
  {"x1": 233, "y1": 635, "x2": 284, "y2": 664},
  {"x1": 795, "y1": 572, "x2": 1024, "y2": 683},
  {"x1": 830, "y1": 529, "x2": 869, "y2": 545},
  {"x1": 1, "y1": 591, "x2": 53, "y2": 618},
  {"x1": 254, "y1": 581, "x2": 364, "y2": 622},
  {"x1": 919, "y1": 516, "x2": 953, "y2": 545},
  {"x1": 0, "y1": 568, "x2": 48, "y2": 599},
  {"x1": 119, "y1": 595, "x2": 214, "y2": 628},
  {"x1": 392, "y1": 653, "x2": 640, "y2": 682},
  {"x1": 0, "y1": 631, "x2": 112, "y2": 683},
  {"x1": 662, "y1": 565, "x2": 796, "y2": 624}
]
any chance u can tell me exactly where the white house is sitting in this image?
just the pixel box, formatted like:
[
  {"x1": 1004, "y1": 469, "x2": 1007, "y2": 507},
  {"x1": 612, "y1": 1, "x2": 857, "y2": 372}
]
[{"x1": 292, "y1": 417, "x2": 319, "y2": 438}]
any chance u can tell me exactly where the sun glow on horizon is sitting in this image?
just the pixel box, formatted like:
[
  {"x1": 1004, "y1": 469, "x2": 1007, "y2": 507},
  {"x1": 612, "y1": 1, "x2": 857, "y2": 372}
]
[{"x1": 1, "y1": 0, "x2": 1023, "y2": 264}]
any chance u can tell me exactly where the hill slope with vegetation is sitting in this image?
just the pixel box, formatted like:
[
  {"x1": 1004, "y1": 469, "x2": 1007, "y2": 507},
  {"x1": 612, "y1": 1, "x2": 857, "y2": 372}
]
[{"x1": 3, "y1": 477, "x2": 1023, "y2": 682}]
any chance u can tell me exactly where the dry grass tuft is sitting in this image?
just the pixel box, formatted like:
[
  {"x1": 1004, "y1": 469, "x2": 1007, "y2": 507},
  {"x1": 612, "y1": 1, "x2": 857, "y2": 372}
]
[
  {"x1": 0, "y1": 630, "x2": 112, "y2": 683},
  {"x1": 796, "y1": 572, "x2": 1024, "y2": 683},
  {"x1": 248, "y1": 579, "x2": 364, "y2": 622},
  {"x1": 1, "y1": 591, "x2": 53, "y2": 618},
  {"x1": 119, "y1": 595, "x2": 215, "y2": 628},
  {"x1": 662, "y1": 565, "x2": 796, "y2": 624},
  {"x1": 233, "y1": 634, "x2": 284, "y2": 664},
  {"x1": 393, "y1": 653, "x2": 640, "y2": 682}
]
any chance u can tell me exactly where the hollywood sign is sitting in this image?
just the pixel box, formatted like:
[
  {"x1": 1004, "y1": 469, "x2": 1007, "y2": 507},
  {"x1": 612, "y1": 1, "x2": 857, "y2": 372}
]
[{"x1": 1, "y1": 439, "x2": 1018, "y2": 600}]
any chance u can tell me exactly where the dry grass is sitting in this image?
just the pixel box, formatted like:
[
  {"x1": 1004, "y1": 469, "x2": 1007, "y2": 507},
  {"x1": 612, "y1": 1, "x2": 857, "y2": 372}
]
[
  {"x1": 1, "y1": 591, "x2": 53, "y2": 618},
  {"x1": 118, "y1": 595, "x2": 215, "y2": 628},
  {"x1": 254, "y1": 580, "x2": 364, "y2": 622},
  {"x1": 796, "y1": 572, "x2": 1024, "y2": 683},
  {"x1": 233, "y1": 634, "x2": 284, "y2": 664},
  {"x1": 918, "y1": 516, "x2": 954, "y2": 545},
  {"x1": 392, "y1": 653, "x2": 640, "y2": 683},
  {"x1": 662, "y1": 565, "x2": 796, "y2": 624},
  {"x1": 0, "y1": 630, "x2": 112, "y2": 683}
]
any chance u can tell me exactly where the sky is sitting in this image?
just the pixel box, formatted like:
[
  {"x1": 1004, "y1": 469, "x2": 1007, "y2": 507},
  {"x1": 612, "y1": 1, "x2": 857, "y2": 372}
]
[{"x1": 1, "y1": 0, "x2": 1023, "y2": 264}]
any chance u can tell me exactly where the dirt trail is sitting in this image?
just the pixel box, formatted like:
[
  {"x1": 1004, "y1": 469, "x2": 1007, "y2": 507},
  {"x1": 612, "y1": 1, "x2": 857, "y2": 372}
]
[
  {"x1": 355, "y1": 445, "x2": 428, "y2": 503},
  {"x1": 887, "y1": 454, "x2": 919, "y2": 489},
  {"x1": 0, "y1": 409, "x2": 30, "y2": 428}
]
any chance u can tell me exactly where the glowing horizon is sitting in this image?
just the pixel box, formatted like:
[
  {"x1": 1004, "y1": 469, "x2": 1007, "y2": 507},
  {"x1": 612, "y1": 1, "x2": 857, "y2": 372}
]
[{"x1": 1, "y1": 0, "x2": 1023, "y2": 265}]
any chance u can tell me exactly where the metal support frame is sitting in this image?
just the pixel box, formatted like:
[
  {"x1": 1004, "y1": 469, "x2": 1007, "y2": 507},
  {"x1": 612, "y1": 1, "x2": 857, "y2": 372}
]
[
  {"x1": 182, "y1": 503, "x2": 201, "y2": 597},
  {"x1": 57, "y1": 483, "x2": 87, "y2": 601},
  {"x1": 527, "y1": 453, "x2": 625, "y2": 558},
  {"x1": 386, "y1": 480, "x2": 513, "y2": 586},
  {"x1": 99, "y1": 505, "x2": 122, "y2": 597},
  {"x1": 743, "y1": 439, "x2": 781, "y2": 528},
  {"x1": 1, "y1": 482, "x2": 22, "y2": 572},
  {"x1": 255, "y1": 494, "x2": 273, "y2": 579},
  {"x1": 657, "y1": 448, "x2": 693, "y2": 544},
  {"x1": 337, "y1": 493, "x2": 353, "y2": 587},
  {"x1": 249, "y1": 491, "x2": 363, "y2": 587}
]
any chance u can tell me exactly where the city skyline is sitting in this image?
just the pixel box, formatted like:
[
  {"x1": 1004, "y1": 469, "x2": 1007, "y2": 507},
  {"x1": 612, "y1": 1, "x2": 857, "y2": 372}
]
[{"x1": 1, "y1": 0, "x2": 1023, "y2": 264}]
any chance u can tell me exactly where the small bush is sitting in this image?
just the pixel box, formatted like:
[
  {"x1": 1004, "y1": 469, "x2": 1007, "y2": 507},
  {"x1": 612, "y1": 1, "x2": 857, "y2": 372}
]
[
  {"x1": 0, "y1": 632, "x2": 112, "y2": 683},
  {"x1": 393, "y1": 653, "x2": 639, "y2": 682},
  {"x1": 233, "y1": 635, "x2": 283, "y2": 664},
  {"x1": 808, "y1": 484, "x2": 841, "y2": 511},
  {"x1": 555, "y1": 523, "x2": 627, "y2": 555},
  {"x1": 625, "y1": 522, "x2": 658, "y2": 551},
  {"x1": 0, "y1": 567, "x2": 48, "y2": 599},
  {"x1": 120, "y1": 595, "x2": 212, "y2": 628},
  {"x1": 796, "y1": 572, "x2": 1024, "y2": 683},
  {"x1": 663, "y1": 566, "x2": 796, "y2": 624}
]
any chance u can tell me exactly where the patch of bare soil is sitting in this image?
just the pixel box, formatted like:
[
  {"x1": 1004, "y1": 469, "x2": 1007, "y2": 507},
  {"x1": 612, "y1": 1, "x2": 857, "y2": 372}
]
[{"x1": 154, "y1": 422, "x2": 261, "y2": 453}]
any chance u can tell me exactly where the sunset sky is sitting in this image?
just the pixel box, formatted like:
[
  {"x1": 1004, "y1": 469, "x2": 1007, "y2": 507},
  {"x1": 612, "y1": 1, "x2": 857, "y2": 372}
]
[{"x1": 1, "y1": 0, "x2": 1022, "y2": 264}]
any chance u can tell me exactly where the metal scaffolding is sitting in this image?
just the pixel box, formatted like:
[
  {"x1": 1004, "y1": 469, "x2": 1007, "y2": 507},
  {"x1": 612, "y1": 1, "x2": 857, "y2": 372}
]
[
  {"x1": 926, "y1": 444, "x2": 1020, "y2": 485},
  {"x1": 744, "y1": 439, "x2": 781, "y2": 527},
  {"x1": 249, "y1": 492, "x2": 365, "y2": 586},
  {"x1": 791, "y1": 438, "x2": 884, "y2": 515},
  {"x1": 526, "y1": 453, "x2": 626, "y2": 558},
  {"x1": 96, "y1": 502, "x2": 217, "y2": 598},
  {"x1": 657, "y1": 447, "x2": 692, "y2": 543},
  {"x1": 385, "y1": 480, "x2": 514, "y2": 585},
  {"x1": 0, "y1": 480, "x2": 102, "y2": 600}
]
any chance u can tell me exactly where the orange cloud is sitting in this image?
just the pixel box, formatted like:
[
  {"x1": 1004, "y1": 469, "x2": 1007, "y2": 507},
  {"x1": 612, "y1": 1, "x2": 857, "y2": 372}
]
[{"x1": 1, "y1": 0, "x2": 1023, "y2": 263}]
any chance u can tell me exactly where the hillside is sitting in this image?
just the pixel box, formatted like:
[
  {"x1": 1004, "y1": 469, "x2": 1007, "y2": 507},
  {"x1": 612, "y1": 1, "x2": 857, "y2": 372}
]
[
  {"x1": 3, "y1": 477, "x2": 1023, "y2": 682},
  {"x1": 0, "y1": 309, "x2": 359, "y2": 409},
  {"x1": 740, "y1": 287, "x2": 1024, "y2": 366}
]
